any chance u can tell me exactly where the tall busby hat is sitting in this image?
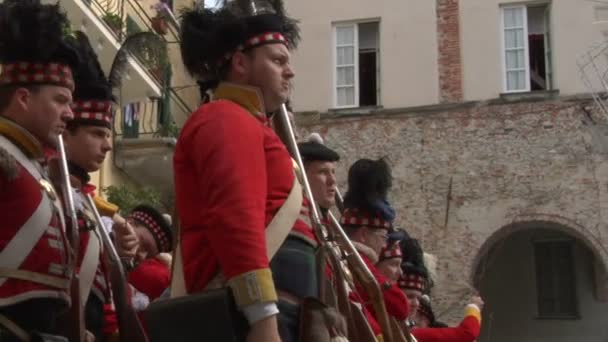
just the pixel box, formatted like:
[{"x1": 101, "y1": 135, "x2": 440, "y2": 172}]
[
  {"x1": 0, "y1": 0, "x2": 79, "y2": 91},
  {"x1": 298, "y1": 133, "x2": 340, "y2": 163},
  {"x1": 179, "y1": 0, "x2": 300, "y2": 92},
  {"x1": 69, "y1": 31, "x2": 114, "y2": 129},
  {"x1": 399, "y1": 238, "x2": 429, "y2": 292},
  {"x1": 340, "y1": 158, "x2": 396, "y2": 231},
  {"x1": 129, "y1": 205, "x2": 173, "y2": 253}
]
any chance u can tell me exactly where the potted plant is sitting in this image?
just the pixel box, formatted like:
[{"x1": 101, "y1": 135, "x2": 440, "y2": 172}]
[
  {"x1": 145, "y1": 42, "x2": 169, "y2": 82},
  {"x1": 150, "y1": 1, "x2": 171, "y2": 35},
  {"x1": 102, "y1": 12, "x2": 123, "y2": 36},
  {"x1": 103, "y1": 184, "x2": 163, "y2": 214},
  {"x1": 126, "y1": 32, "x2": 169, "y2": 83}
]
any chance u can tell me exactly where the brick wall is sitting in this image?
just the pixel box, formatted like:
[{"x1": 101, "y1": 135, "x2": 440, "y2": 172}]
[
  {"x1": 437, "y1": 0, "x2": 463, "y2": 103},
  {"x1": 298, "y1": 96, "x2": 608, "y2": 322}
]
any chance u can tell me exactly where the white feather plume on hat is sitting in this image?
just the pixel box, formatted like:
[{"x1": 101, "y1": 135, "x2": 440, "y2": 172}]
[
  {"x1": 306, "y1": 132, "x2": 324, "y2": 145},
  {"x1": 424, "y1": 252, "x2": 437, "y2": 286}
]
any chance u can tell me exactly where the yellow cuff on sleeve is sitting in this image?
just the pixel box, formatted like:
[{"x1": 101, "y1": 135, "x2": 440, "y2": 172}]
[
  {"x1": 376, "y1": 334, "x2": 384, "y2": 342},
  {"x1": 227, "y1": 268, "x2": 278, "y2": 308},
  {"x1": 464, "y1": 304, "x2": 482, "y2": 322}
]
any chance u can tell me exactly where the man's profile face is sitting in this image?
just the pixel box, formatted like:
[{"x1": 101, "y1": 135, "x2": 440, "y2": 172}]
[
  {"x1": 16, "y1": 85, "x2": 74, "y2": 147},
  {"x1": 305, "y1": 160, "x2": 337, "y2": 209},
  {"x1": 244, "y1": 43, "x2": 295, "y2": 112}
]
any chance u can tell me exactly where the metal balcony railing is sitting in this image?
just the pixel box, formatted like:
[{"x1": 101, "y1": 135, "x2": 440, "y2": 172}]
[{"x1": 79, "y1": 0, "x2": 193, "y2": 140}]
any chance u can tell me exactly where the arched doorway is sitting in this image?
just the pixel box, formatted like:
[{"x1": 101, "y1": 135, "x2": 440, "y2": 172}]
[{"x1": 473, "y1": 221, "x2": 608, "y2": 342}]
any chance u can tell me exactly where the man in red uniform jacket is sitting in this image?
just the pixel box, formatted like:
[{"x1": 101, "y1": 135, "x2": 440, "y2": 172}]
[
  {"x1": 61, "y1": 31, "x2": 117, "y2": 341},
  {"x1": 127, "y1": 205, "x2": 173, "y2": 302},
  {"x1": 173, "y1": 2, "x2": 312, "y2": 342},
  {"x1": 340, "y1": 158, "x2": 410, "y2": 327},
  {"x1": 0, "y1": 1, "x2": 81, "y2": 340},
  {"x1": 377, "y1": 240, "x2": 404, "y2": 283},
  {"x1": 298, "y1": 132, "x2": 339, "y2": 217},
  {"x1": 412, "y1": 295, "x2": 484, "y2": 342},
  {"x1": 299, "y1": 133, "x2": 386, "y2": 340},
  {"x1": 118, "y1": 206, "x2": 172, "y2": 336},
  {"x1": 105, "y1": 204, "x2": 173, "y2": 339},
  {"x1": 398, "y1": 238, "x2": 484, "y2": 342}
]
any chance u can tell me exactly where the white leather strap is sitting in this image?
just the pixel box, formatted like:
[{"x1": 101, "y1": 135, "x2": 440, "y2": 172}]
[
  {"x1": 79, "y1": 230, "x2": 101, "y2": 304},
  {"x1": 0, "y1": 268, "x2": 69, "y2": 289},
  {"x1": 265, "y1": 178, "x2": 303, "y2": 259}
]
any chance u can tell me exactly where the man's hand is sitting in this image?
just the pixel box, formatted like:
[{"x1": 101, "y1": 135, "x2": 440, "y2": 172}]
[
  {"x1": 113, "y1": 218, "x2": 139, "y2": 260},
  {"x1": 246, "y1": 315, "x2": 281, "y2": 342}
]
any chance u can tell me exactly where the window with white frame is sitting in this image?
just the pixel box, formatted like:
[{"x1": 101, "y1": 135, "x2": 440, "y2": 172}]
[
  {"x1": 501, "y1": 4, "x2": 552, "y2": 93},
  {"x1": 334, "y1": 21, "x2": 379, "y2": 108}
]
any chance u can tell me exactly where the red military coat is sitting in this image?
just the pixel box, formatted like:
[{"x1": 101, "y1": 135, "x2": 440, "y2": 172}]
[
  {"x1": 0, "y1": 117, "x2": 70, "y2": 307},
  {"x1": 352, "y1": 242, "x2": 410, "y2": 322},
  {"x1": 173, "y1": 83, "x2": 312, "y2": 309},
  {"x1": 323, "y1": 246, "x2": 383, "y2": 340},
  {"x1": 412, "y1": 305, "x2": 481, "y2": 342},
  {"x1": 128, "y1": 258, "x2": 170, "y2": 301},
  {"x1": 348, "y1": 289, "x2": 383, "y2": 339}
]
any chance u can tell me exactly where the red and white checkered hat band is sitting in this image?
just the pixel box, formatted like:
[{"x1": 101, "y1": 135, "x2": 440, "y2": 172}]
[
  {"x1": 0, "y1": 62, "x2": 74, "y2": 91},
  {"x1": 339, "y1": 208, "x2": 391, "y2": 229},
  {"x1": 379, "y1": 242, "x2": 402, "y2": 261},
  {"x1": 71, "y1": 100, "x2": 113, "y2": 123},
  {"x1": 220, "y1": 32, "x2": 288, "y2": 64},
  {"x1": 131, "y1": 211, "x2": 170, "y2": 253},
  {"x1": 241, "y1": 32, "x2": 287, "y2": 50},
  {"x1": 398, "y1": 274, "x2": 426, "y2": 291}
]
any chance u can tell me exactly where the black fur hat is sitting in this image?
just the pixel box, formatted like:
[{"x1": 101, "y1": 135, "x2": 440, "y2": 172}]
[
  {"x1": 130, "y1": 205, "x2": 173, "y2": 253},
  {"x1": 0, "y1": 0, "x2": 79, "y2": 91},
  {"x1": 399, "y1": 238, "x2": 430, "y2": 292},
  {"x1": 68, "y1": 31, "x2": 114, "y2": 129},
  {"x1": 179, "y1": 0, "x2": 300, "y2": 92},
  {"x1": 344, "y1": 158, "x2": 395, "y2": 220}
]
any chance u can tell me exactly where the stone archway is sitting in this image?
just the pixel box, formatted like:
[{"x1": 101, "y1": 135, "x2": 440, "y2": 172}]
[
  {"x1": 471, "y1": 215, "x2": 608, "y2": 342},
  {"x1": 471, "y1": 214, "x2": 608, "y2": 289}
]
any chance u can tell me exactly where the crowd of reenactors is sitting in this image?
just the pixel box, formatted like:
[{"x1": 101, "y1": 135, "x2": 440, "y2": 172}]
[{"x1": 0, "y1": 0, "x2": 484, "y2": 341}]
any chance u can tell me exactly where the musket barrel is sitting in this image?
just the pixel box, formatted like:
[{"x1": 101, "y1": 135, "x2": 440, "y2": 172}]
[
  {"x1": 85, "y1": 194, "x2": 148, "y2": 342},
  {"x1": 274, "y1": 104, "x2": 396, "y2": 342},
  {"x1": 277, "y1": 104, "x2": 323, "y2": 226},
  {"x1": 55, "y1": 134, "x2": 85, "y2": 342}
]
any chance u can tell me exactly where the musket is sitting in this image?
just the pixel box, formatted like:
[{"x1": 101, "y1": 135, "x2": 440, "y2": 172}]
[
  {"x1": 275, "y1": 104, "x2": 396, "y2": 342},
  {"x1": 50, "y1": 134, "x2": 85, "y2": 342},
  {"x1": 84, "y1": 194, "x2": 148, "y2": 342},
  {"x1": 333, "y1": 183, "x2": 415, "y2": 342},
  {"x1": 317, "y1": 204, "x2": 376, "y2": 342}
]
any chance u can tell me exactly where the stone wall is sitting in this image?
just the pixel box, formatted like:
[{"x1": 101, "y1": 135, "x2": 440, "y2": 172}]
[{"x1": 298, "y1": 95, "x2": 608, "y2": 322}]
